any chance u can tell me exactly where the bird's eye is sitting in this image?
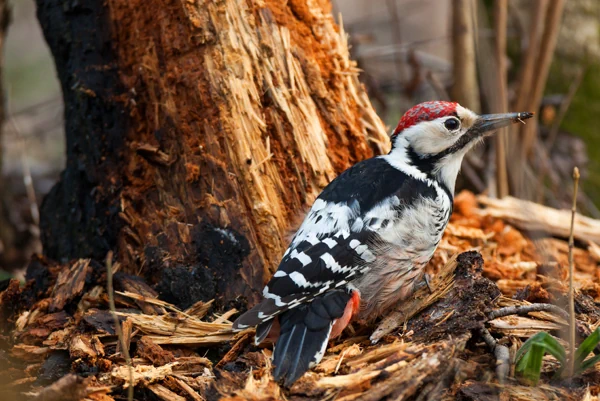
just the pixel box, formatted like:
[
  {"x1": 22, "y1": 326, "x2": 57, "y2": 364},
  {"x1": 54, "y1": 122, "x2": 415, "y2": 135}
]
[{"x1": 444, "y1": 118, "x2": 460, "y2": 131}]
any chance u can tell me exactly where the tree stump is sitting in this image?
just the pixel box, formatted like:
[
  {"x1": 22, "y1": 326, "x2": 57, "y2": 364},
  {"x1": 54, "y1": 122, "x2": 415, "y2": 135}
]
[{"x1": 36, "y1": 0, "x2": 389, "y2": 308}]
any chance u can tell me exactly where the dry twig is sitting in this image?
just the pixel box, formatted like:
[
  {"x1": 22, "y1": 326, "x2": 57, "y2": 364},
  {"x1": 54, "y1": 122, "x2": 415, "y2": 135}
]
[
  {"x1": 107, "y1": 251, "x2": 134, "y2": 401},
  {"x1": 451, "y1": 0, "x2": 480, "y2": 112},
  {"x1": 488, "y1": 303, "x2": 569, "y2": 321},
  {"x1": 479, "y1": 327, "x2": 510, "y2": 384},
  {"x1": 567, "y1": 167, "x2": 580, "y2": 377},
  {"x1": 493, "y1": 0, "x2": 508, "y2": 198},
  {"x1": 521, "y1": 0, "x2": 566, "y2": 157}
]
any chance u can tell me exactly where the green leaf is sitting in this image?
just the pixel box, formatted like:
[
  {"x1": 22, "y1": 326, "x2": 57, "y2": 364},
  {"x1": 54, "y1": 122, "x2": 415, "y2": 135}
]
[
  {"x1": 537, "y1": 335, "x2": 567, "y2": 365},
  {"x1": 575, "y1": 328, "x2": 600, "y2": 367},
  {"x1": 516, "y1": 332, "x2": 568, "y2": 385},
  {"x1": 516, "y1": 332, "x2": 549, "y2": 362},
  {"x1": 517, "y1": 342, "x2": 545, "y2": 385},
  {"x1": 516, "y1": 345, "x2": 532, "y2": 371},
  {"x1": 516, "y1": 332, "x2": 566, "y2": 365},
  {"x1": 578, "y1": 353, "x2": 600, "y2": 373}
]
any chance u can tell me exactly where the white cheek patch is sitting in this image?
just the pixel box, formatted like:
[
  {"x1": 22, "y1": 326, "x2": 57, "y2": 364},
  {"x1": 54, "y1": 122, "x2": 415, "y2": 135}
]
[{"x1": 403, "y1": 119, "x2": 460, "y2": 155}]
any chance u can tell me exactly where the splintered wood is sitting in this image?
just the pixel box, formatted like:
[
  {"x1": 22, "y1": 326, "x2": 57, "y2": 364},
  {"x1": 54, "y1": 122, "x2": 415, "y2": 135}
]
[{"x1": 1, "y1": 190, "x2": 599, "y2": 401}]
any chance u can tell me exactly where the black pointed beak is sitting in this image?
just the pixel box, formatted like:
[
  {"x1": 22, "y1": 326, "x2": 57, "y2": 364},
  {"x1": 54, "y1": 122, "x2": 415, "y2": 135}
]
[
  {"x1": 471, "y1": 112, "x2": 535, "y2": 135},
  {"x1": 429, "y1": 111, "x2": 535, "y2": 160}
]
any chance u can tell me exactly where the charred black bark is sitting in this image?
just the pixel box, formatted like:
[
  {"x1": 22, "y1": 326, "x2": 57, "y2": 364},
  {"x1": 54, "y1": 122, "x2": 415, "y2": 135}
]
[{"x1": 36, "y1": 0, "x2": 126, "y2": 261}]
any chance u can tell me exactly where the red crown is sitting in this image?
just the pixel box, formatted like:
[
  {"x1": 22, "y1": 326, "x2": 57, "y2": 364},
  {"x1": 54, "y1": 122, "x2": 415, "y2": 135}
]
[{"x1": 393, "y1": 101, "x2": 458, "y2": 136}]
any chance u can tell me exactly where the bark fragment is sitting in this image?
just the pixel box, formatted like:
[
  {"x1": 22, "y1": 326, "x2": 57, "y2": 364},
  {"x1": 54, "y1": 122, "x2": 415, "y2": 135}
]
[
  {"x1": 136, "y1": 337, "x2": 176, "y2": 367},
  {"x1": 49, "y1": 259, "x2": 91, "y2": 312}
]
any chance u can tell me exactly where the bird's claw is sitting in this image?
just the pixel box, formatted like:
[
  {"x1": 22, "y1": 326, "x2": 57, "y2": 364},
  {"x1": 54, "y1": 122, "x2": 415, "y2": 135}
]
[{"x1": 413, "y1": 273, "x2": 433, "y2": 294}]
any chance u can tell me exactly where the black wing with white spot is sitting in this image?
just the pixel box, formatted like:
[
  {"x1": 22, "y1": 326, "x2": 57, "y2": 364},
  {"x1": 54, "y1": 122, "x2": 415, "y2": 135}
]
[{"x1": 232, "y1": 229, "x2": 376, "y2": 330}]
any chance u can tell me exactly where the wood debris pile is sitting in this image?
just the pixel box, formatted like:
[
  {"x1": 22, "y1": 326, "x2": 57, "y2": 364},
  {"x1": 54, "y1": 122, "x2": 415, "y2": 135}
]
[{"x1": 1, "y1": 191, "x2": 600, "y2": 401}]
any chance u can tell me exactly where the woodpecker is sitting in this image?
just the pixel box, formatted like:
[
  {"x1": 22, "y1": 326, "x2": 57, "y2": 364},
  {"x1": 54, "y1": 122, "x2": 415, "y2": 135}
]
[{"x1": 232, "y1": 101, "x2": 533, "y2": 387}]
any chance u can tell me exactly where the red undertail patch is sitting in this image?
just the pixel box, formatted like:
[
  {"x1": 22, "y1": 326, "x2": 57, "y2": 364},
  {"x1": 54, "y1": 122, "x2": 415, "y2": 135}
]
[{"x1": 331, "y1": 291, "x2": 361, "y2": 338}]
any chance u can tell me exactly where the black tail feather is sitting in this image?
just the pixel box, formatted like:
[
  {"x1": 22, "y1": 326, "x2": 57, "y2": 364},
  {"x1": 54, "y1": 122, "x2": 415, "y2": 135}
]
[
  {"x1": 272, "y1": 290, "x2": 350, "y2": 387},
  {"x1": 255, "y1": 319, "x2": 274, "y2": 345}
]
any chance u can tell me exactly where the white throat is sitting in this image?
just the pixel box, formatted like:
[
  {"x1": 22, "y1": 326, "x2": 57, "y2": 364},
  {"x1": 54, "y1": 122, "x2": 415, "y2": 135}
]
[
  {"x1": 432, "y1": 152, "x2": 467, "y2": 194},
  {"x1": 386, "y1": 134, "x2": 468, "y2": 195}
]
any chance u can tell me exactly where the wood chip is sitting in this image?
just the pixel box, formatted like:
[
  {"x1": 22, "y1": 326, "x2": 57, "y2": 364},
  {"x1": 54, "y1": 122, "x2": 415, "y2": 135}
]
[
  {"x1": 147, "y1": 383, "x2": 186, "y2": 401},
  {"x1": 216, "y1": 331, "x2": 253, "y2": 368},
  {"x1": 489, "y1": 315, "x2": 562, "y2": 337},
  {"x1": 115, "y1": 275, "x2": 165, "y2": 315},
  {"x1": 70, "y1": 334, "x2": 105, "y2": 360},
  {"x1": 345, "y1": 341, "x2": 407, "y2": 368},
  {"x1": 589, "y1": 241, "x2": 600, "y2": 262},
  {"x1": 135, "y1": 143, "x2": 173, "y2": 166},
  {"x1": 184, "y1": 299, "x2": 214, "y2": 319},
  {"x1": 112, "y1": 362, "x2": 179, "y2": 387},
  {"x1": 446, "y1": 223, "x2": 494, "y2": 240},
  {"x1": 114, "y1": 310, "x2": 233, "y2": 339},
  {"x1": 143, "y1": 334, "x2": 233, "y2": 347},
  {"x1": 173, "y1": 377, "x2": 205, "y2": 401},
  {"x1": 137, "y1": 336, "x2": 176, "y2": 366},
  {"x1": 11, "y1": 344, "x2": 51, "y2": 361},
  {"x1": 50, "y1": 259, "x2": 91, "y2": 312}
]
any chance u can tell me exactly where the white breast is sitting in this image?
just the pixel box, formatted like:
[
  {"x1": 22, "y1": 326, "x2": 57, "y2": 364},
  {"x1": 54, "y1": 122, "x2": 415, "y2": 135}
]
[{"x1": 353, "y1": 181, "x2": 452, "y2": 319}]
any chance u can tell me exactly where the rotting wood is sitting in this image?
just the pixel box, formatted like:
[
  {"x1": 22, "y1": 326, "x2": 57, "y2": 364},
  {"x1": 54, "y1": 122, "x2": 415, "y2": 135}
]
[
  {"x1": 147, "y1": 383, "x2": 186, "y2": 401},
  {"x1": 114, "y1": 275, "x2": 166, "y2": 315},
  {"x1": 136, "y1": 337, "x2": 176, "y2": 367},
  {"x1": 406, "y1": 252, "x2": 501, "y2": 344},
  {"x1": 49, "y1": 259, "x2": 91, "y2": 312}
]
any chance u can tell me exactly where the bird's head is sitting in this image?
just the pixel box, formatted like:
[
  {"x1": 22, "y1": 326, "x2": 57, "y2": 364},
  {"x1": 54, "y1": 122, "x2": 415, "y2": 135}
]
[{"x1": 389, "y1": 101, "x2": 534, "y2": 191}]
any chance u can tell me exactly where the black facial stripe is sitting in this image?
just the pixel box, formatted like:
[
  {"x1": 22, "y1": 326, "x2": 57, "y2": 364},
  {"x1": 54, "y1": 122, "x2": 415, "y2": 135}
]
[
  {"x1": 406, "y1": 146, "x2": 453, "y2": 201},
  {"x1": 436, "y1": 129, "x2": 482, "y2": 158}
]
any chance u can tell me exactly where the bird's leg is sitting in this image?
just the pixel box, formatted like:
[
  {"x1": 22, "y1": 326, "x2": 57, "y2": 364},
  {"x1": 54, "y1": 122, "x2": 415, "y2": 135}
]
[
  {"x1": 412, "y1": 272, "x2": 433, "y2": 294},
  {"x1": 424, "y1": 273, "x2": 433, "y2": 293}
]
